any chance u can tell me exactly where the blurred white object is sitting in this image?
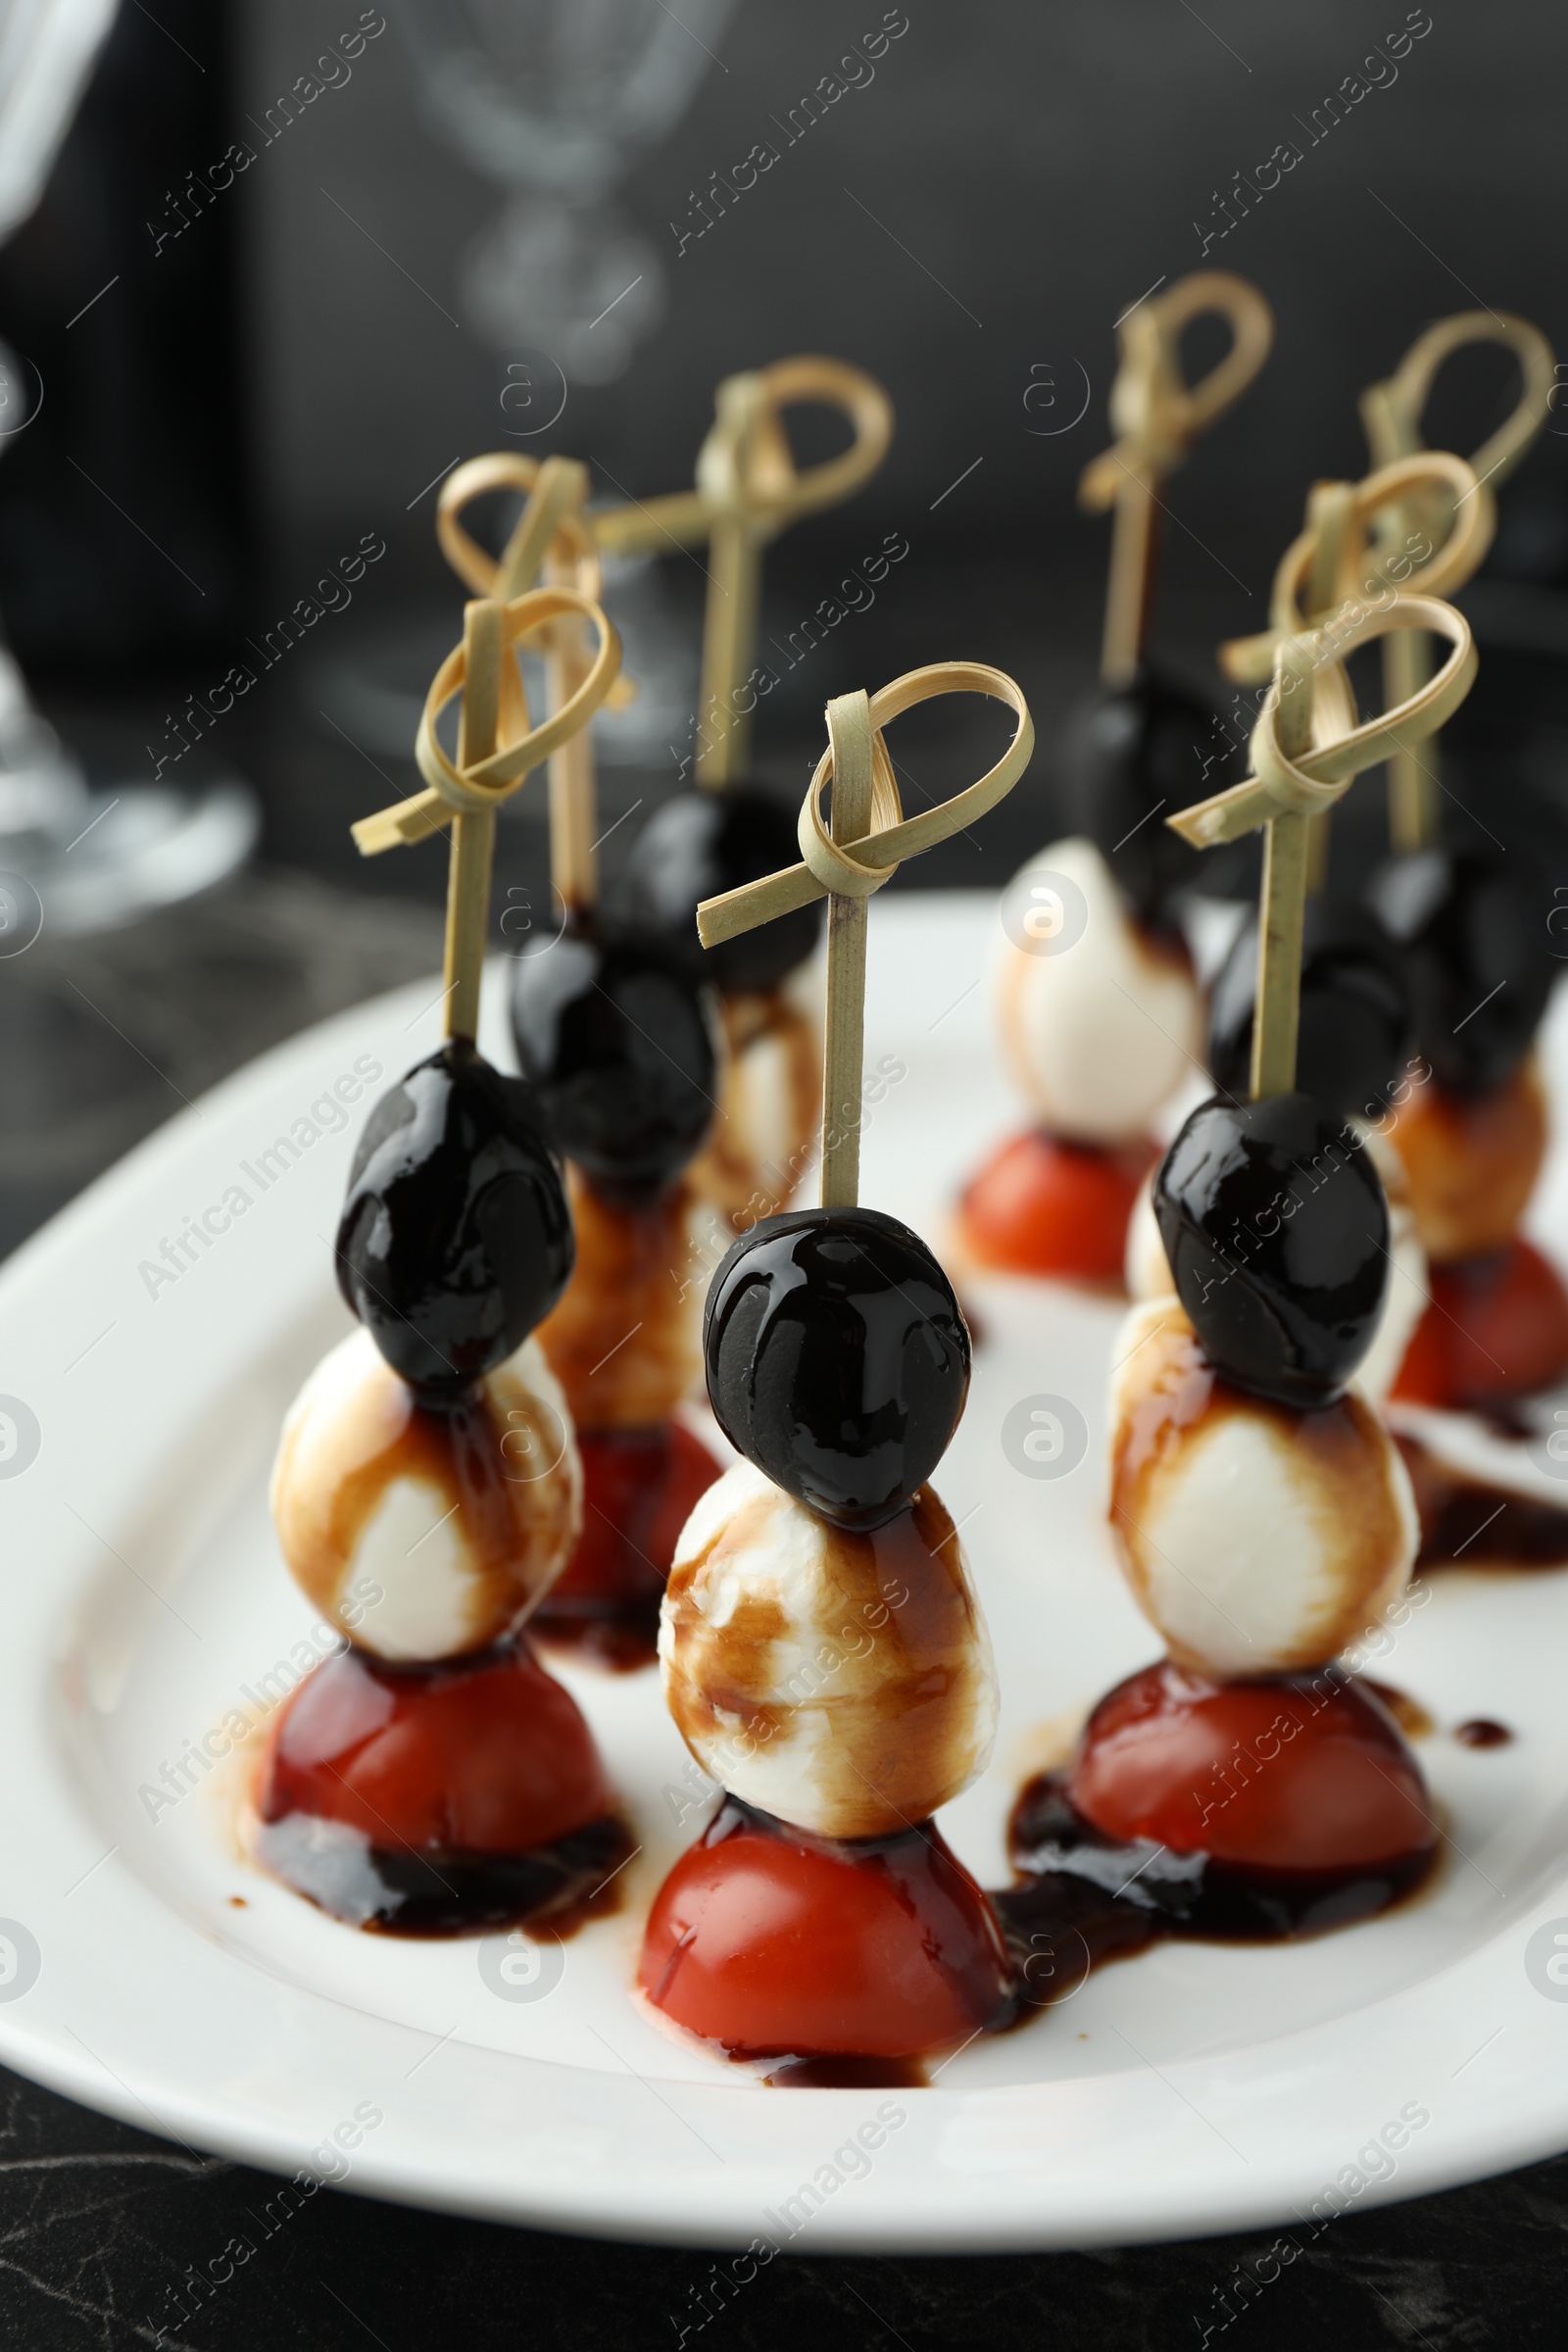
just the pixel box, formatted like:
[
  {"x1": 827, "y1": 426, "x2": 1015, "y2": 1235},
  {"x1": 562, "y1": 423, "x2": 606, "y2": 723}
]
[
  {"x1": 996, "y1": 837, "x2": 1204, "y2": 1144},
  {"x1": 0, "y1": 6, "x2": 259, "y2": 928},
  {"x1": 394, "y1": 0, "x2": 734, "y2": 382},
  {"x1": 0, "y1": 0, "x2": 117, "y2": 240}
]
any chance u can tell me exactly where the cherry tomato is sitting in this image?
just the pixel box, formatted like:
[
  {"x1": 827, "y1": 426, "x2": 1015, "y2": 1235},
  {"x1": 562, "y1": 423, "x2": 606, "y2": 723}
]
[
  {"x1": 640, "y1": 1800, "x2": 1013, "y2": 2058},
  {"x1": 958, "y1": 1129, "x2": 1156, "y2": 1282},
  {"x1": 1392, "y1": 1237, "x2": 1568, "y2": 1410},
  {"x1": 1068, "y1": 1660, "x2": 1435, "y2": 1872},
  {"x1": 261, "y1": 1641, "x2": 614, "y2": 1853}
]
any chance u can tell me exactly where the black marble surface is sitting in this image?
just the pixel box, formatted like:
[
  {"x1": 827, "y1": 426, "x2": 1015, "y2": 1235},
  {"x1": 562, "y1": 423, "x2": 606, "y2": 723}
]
[{"x1": 0, "y1": 2056, "x2": 1566, "y2": 2350}]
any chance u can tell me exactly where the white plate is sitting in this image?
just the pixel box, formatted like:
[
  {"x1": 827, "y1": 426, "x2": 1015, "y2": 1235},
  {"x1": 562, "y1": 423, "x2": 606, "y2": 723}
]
[{"x1": 4, "y1": 891, "x2": 1568, "y2": 2253}]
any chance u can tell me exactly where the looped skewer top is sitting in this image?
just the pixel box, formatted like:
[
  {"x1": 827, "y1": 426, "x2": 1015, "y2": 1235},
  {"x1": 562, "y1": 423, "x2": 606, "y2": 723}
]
[
  {"x1": 435, "y1": 453, "x2": 632, "y2": 913},
  {"x1": 436, "y1": 452, "x2": 601, "y2": 603},
  {"x1": 1173, "y1": 593, "x2": 1476, "y2": 848},
  {"x1": 1080, "y1": 270, "x2": 1276, "y2": 505},
  {"x1": 1359, "y1": 310, "x2": 1554, "y2": 850},
  {"x1": 1218, "y1": 450, "x2": 1491, "y2": 685},
  {"x1": 698, "y1": 662, "x2": 1033, "y2": 1207},
  {"x1": 1078, "y1": 270, "x2": 1274, "y2": 686},
  {"x1": 347, "y1": 454, "x2": 624, "y2": 1050},
  {"x1": 431, "y1": 358, "x2": 892, "y2": 792},
  {"x1": 592, "y1": 353, "x2": 894, "y2": 557},
  {"x1": 1360, "y1": 308, "x2": 1556, "y2": 524},
  {"x1": 351, "y1": 584, "x2": 621, "y2": 854},
  {"x1": 697, "y1": 662, "x2": 1034, "y2": 945},
  {"x1": 350, "y1": 580, "x2": 620, "y2": 1051},
  {"x1": 625, "y1": 353, "x2": 891, "y2": 788},
  {"x1": 1168, "y1": 593, "x2": 1476, "y2": 1102},
  {"x1": 1216, "y1": 452, "x2": 1488, "y2": 886}
]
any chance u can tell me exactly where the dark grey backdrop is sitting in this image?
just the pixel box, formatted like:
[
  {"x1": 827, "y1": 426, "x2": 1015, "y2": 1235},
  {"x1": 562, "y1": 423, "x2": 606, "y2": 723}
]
[{"x1": 246, "y1": 1, "x2": 1566, "y2": 604}]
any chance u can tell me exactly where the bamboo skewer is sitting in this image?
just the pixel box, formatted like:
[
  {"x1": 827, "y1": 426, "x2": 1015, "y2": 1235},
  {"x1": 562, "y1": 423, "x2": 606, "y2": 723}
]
[
  {"x1": 444, "y1": 599, "x2": 504, "y2": 1043},
  {"x1": 1219, "y1": 451, "x2": 1493, "y2": 896},
  {"x1": 1359, "y1": 311, "x2": 1555, "y2": 851},
  {"x1": 435, "y1": 360, "x2": 893, "y2": 804},
  {"x1": 696, "y1": 664, "x2": 1034, "y2": 1208},
  {"x1": 537, "y1": 479, "x2": 601, "y2": 916},
  {"x1": 437, "y1": 453, "x2": 614, "y2": 919},
  {"x1": 1080, "y1": 271, "x2": 1274, "y2": 687},
  {"x1": 1171, "y1": 594, "x2": 1479, "y2": 1097},
  {"x1": 819, "y1": 692, "x2": 876, "y2": 1206},
  {"x1": 1251, "y1": 644, "x2": 1314, "y2": 1100},
  {"x1": 694, "y1": 374, "x2": 790, "y2": 788},
  {"x1": 351, "y1": 579, "x2": 621, "y2": 1026}
]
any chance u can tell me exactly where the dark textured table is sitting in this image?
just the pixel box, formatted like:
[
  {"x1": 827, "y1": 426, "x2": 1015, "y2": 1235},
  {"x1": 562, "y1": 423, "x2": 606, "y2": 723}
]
[{"x1": 0, "y1": 2058, "x2": 1565, "y2": 2349}]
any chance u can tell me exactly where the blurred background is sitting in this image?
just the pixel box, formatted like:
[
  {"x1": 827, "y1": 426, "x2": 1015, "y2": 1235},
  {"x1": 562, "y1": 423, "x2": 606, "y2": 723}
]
[{"x1": 1, "y1": 0, "x2": 1566, "y2": 1250}]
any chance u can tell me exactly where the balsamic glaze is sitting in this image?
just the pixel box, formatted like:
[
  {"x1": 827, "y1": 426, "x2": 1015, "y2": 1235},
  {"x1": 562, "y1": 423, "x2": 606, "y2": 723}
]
[
  {"x1": 252, "y1": 1811, "x2": 634, "y2": 1939},
  {"x1": 257, "y1": 1639, "x2": 634, "y2": 1938},
  {"x1": 704, "y1": 1207, "x2": 971, "y2": 1531},
  {"x1": 764, "y1": 2055, "x2": 930, "y2": 2089},
  {"x1": 1396, "y1": 1432, "x2": 1568, "y2": 1571},
  {"x1": 334, "y1": 1041, "x2": 573, "y2": 1396},
  {"x1": 615, "y1": 784, "x2": 823, "y2": 994},
  {"x1": 1453, "y1": 1719, "x2": 1513, "y2": 1748},
  {"x1": 1363, "y1": 1680, "x2": 1436, "y2": 1741},
  {"x1": 1154, "y1": 1092, "x2": 1390, "y2": 1407},
  {"x1": 999, "y1": 1770, "x2": 1438, "y2": 1954}
]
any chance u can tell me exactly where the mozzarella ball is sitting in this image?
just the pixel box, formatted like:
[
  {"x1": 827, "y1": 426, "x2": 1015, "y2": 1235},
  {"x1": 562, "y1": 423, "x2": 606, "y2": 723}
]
[
  {"x1": 689, "y1": 984, "x2": 820, "y2": 1228},
  {"x1": 1109, "y1": 1298, "x2": 1416, "y2": 1677},
  {"x1": 271, "y1": 1328, "x2": 580, "y2": 1659},
  {"x1": 536, "y1": 1167, "x2": 708, "y2": 1429},
  {"x1": 661, "y1": 1460, "x2": 997, "y2": 1838},
  {"x1": 997, "y1": 837, "x2": 1202, "y2": 1145}
]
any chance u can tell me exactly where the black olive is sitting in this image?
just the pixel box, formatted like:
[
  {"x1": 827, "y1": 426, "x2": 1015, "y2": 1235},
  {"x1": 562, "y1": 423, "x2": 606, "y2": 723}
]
[
  {"x1": 1207, "y1": 898, "x2": 1414, "y2": 1121},
  {"x1": 1366, "y1": 845, "x2": 1551, "y2": 1097},
  {"x1": 1153, "y1": 1092, "x2": 1390, "y2": 1408},
  {"x1": 335, "y1": 1041, "x2": 573, "y2": 1397},
  {"x1": 509, "y1": 912, "x2": 717, "y2": 1200},
  {"x1": 1061, "y1": 666, "x2": 1244, "y2": 919},
  {"x1": 705, "y1": 1207, "x2": 971, "y2": 1531},
  {"x1": 613, "y1": 783, "x2": 823, "y2": 993}
]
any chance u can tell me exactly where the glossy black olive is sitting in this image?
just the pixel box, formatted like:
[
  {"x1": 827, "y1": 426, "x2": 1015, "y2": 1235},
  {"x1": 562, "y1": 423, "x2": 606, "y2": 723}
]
[
  {"x1": 1061, "y1": 666, "x2": 1242, "y2": 918},
  {"x1": 1153, "y1": 1092, "x2": 1390, "y2": 1408},
  {"x1": 335, "y1": 1041, "x2": 573, "y2": 1397},
  {"x1": 614, "y1": 783, "x2": 823, "y2": 993},
  {"x1": 1207, "y1": 899, "x2": 1414, "y2": 1121},
  {"x1": 1366, "y1": 845, "x2": 1551, "y2": 1097},
  {"x1": 705, "y1": 1206, "x2": 970, "y2": 1532},
  {"x1": 509, "y1": 913, "x2": 717, "y2": 1199}
]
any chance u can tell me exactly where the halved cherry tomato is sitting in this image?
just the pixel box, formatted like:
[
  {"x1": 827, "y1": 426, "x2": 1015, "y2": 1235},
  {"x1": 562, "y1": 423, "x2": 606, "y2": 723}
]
[
  {"x1": 641, "y1": 1800, "x2": 1013, "y2": 2058},
  {"x1": 1068, "y1": 1660, "x2": 1435, "y2": 1873},
  {"x1": 261, "y1": 1641, "x2": 614, "y2": 1854},
  {"x1": 1392, "y1": 1237, "x2": 1568, "y2": 1410},
  {"x1": 958, "y1": 1129, "x2": 1156, "y2": 1282}
]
